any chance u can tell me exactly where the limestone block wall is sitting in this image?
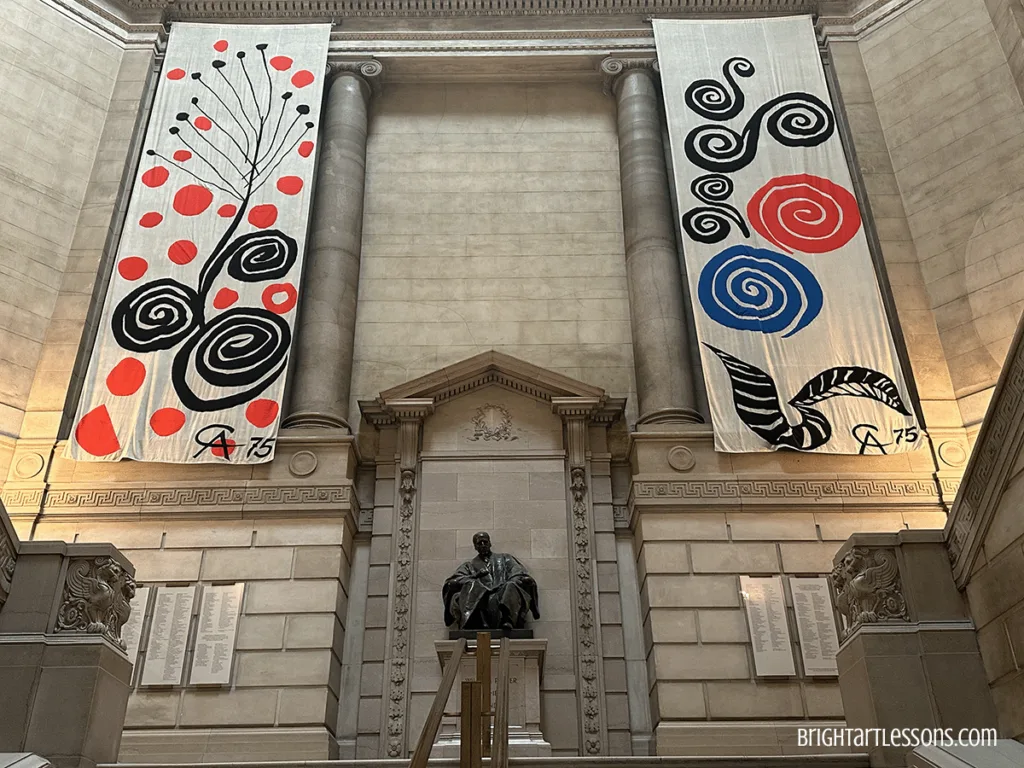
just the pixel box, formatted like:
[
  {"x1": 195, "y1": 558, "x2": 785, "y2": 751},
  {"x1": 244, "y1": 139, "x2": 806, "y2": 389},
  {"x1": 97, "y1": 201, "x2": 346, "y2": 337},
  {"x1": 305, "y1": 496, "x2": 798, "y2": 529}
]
[
  {"x1": 350, "y1": 82, "x2": 638, "y2": 426},
  {"x1": 0, "y1": 0, "x2": 125, "y2": 474},
  {"x1": 628, "y1": 430, "x2": 949, "y2": 756},
  {"x1": 967, "y1": 465, "x2": 1024, "y2": 739},
  {"x1": 30, "y1": 516, "x2": 353, "y2": 761},
  {"x1": 857, "y1": 0, "x2": 1024, "y2": 428},
  {"x1": 636, "y1": 502, "x2": 949, "y2": 754}
]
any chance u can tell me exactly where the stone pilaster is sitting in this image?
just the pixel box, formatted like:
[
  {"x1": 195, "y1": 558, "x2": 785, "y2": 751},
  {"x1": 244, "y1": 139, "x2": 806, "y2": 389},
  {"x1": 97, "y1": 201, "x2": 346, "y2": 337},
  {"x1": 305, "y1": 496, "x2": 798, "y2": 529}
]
[
  {"x1": 377, "y1": 398, "x2": 432, "y2": 758},
  {"x1": 601, "y1": 58, "x2": 702, "y2": 427},
  {"x1": 285, "y1": 61, "x2": 383, "y2": 431},
  {"x1": 554, "y1": 397, "x2": 608, "y2": 755}
]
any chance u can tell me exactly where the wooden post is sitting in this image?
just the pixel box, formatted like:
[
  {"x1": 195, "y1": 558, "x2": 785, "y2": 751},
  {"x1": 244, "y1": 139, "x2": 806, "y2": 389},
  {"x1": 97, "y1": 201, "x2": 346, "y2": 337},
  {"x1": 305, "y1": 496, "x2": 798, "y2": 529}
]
[
  {"x1": 409, "y1": 637, "x2": 466, "y2": 768},
  {"x1": 460, "y1": 680, "x2": 483, "y2": 768},
  {"x1": 475, "y1": 631, "x2": 492, "y2": 758},
  {"x1": 492, "y1": 637, "x2": 511, "y2": 768}
]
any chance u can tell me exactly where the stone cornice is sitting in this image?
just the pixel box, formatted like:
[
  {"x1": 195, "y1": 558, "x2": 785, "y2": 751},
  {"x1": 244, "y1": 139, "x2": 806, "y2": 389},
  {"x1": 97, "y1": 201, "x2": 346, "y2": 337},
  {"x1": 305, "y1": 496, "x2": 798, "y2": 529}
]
[{"x1": 45, "y1": 0, "x2": 922, "y2": 52}]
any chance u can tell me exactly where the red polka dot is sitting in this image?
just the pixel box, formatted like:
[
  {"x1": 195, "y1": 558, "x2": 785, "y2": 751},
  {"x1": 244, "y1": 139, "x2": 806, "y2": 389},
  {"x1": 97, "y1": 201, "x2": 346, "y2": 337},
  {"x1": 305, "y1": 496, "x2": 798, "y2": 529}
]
[
  {"x1": 218, "y1": 204, "x2": 237, "y2": 218},
  {"x1": 248, "y1": 204, "x2": 278, "y2": 229},
  {"x1": 211, "y1": 438, "x2": 237, "y2": 460},
  {"x1": 276, "y1": 176, "x2": 303, "y2": 195},
  {"x1": 166, "y1": 68, "x2": 186, "y2": 80},
  {"x1": 291, "y1": 70, "x2": 314, "y2": 88},
  {"x1": 173, "y1": 184, "x2": 213, "y2": 216},
  {"x1": 106, "y1": 357, "x2": 147, "y2": 397},
  {"x1": 173, "y1": 149, "x2": 192, "y2": 162},
  {"x1": 262, "y1": 282, "x2": 297, "y2": 314},
  {"x1": 298, "y1": 141, "x2": 314, "y2": 158},
  {"x1": 213, "y1": 287, "x2": 238, "y2": 309},
  {"x1": 118, "y1": 256, "x2": 148, "y2": 281},
  {"x1": 150, "y1": 407, "x2": 186, "y2": 437},
  {"x1": 141, "y1": 166, "x2": 169, "y2": 188},
  {"x1": 213, "y1": 39, "x2": 228, "y2": 52},
  {"x1": 168, "y1": 239, "x2": 198, "y2": 265},
  {"x1": 74, "y1": 405, "x2": 120, "y2": 457},
  {"x1": 246, "y1": 399, "x2": 280, "y2": 428},
  {"x1": 270, "y1": 56, "x2": 292, "y2": 71},
  {"x1": 139, "y1": 212, "x2": 163, "y2": 228},
  {"x1": 194, "y1": 116, "x2": 212, "y2": 131}
]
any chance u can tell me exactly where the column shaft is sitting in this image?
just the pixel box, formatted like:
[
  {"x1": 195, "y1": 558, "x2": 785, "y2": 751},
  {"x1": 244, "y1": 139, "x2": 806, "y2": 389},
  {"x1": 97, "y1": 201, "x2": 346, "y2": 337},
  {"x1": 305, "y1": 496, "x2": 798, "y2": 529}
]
[
  {"x1": 285, "y1": 71, "x2": 373, "y2": 430},
  {"x1": 612, "y1": 67, "x2": 702, "y2": 425}
]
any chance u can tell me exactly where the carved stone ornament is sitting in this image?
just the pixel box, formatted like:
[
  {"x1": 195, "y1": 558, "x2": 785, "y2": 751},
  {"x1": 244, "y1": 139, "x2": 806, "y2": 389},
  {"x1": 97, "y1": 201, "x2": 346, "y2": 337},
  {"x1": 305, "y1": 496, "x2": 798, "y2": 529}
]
[
  {"x1": 55, "y1": 556, "x2": 136, "y2": 650},
  {"x1": 0, "y1": 523, "x2": 16, "y2": 609},
  {"x1": 469, "y1": 403, "x2": 517, "y2": 442},
  {"x1": 387, "y1": 468, "x2": 416, "y2": 757},
  {"x1": 829, "y1": 547, "x2": 909, "y2": 639},
  {"x1": 570, "y1": 466, "x2": 602, "y2": 754}
]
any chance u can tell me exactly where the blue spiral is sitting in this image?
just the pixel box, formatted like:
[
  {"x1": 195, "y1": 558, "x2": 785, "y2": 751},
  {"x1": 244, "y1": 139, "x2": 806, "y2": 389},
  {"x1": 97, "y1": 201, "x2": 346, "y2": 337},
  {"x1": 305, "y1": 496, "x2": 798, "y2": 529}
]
[{"x1": 698, "y1": 245, "x2": 823, "y2": 338}]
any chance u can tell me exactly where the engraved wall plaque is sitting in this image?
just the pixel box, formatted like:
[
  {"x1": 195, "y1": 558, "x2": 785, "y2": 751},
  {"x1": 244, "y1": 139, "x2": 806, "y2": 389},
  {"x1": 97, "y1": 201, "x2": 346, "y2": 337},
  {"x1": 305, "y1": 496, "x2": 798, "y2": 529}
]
[
  {"x1": 740, "y1": 575, "x2": 796, "y2": 677},
  {"x1": 122, "y1": 585, "x2": 151, "y2": 683},
  {"x1": 790, "y1": 577, "x2": 840, "y2": 676},
  {"x1": 141, "y1": 586, "x2": 196, "y2": 687},
  {"x1": 190, "y1": 583, "x2": 244, "y2": 685}
]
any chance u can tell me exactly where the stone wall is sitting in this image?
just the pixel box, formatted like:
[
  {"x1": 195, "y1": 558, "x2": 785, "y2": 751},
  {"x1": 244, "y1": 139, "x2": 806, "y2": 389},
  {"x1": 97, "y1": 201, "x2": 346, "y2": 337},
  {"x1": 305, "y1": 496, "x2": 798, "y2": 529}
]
[
  {"x1": 351, "y1": 82, "x2": 638, "y2": 426},
  {"x1": 966, "y1": 462, "x2": 1024, "y2": 739},
  {"x1": 857, "y1": 0, "x2": 1024, "y2": 429},
  {"x1": 628, "y1": 430, "x2": 949, "y2": 755},
  {"x1": 31, "y1": 516, "x2": 353, "y2": 761},
  {"x1": 0, "y1": 0, "x2": 124, "y2": 476}
]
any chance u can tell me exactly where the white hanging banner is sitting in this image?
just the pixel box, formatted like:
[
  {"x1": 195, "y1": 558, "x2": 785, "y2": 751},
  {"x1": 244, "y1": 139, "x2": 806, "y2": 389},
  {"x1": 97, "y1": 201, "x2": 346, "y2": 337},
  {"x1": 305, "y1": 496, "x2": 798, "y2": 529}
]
[
  {"x1": 654, "y1": 17, "x2": 921, "y2": 454},
  {"x1": 68, "y1": 22, "x2": 330, "y2": 463}
]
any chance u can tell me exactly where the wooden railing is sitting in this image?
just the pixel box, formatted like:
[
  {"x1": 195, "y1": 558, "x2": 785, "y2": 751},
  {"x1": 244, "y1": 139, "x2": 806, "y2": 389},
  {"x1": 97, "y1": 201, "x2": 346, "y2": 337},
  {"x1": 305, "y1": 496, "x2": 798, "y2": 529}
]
[{"x1": 409, "y1": 632, "x2": 511, "y2": 768}]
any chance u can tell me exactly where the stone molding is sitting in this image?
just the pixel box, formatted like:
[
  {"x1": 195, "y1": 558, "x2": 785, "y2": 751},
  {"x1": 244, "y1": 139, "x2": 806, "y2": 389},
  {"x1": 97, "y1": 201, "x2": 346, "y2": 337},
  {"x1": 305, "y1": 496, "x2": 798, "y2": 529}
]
[
  {"x1": 829, "y1": 545, "x2": 909, "y2": 641},
  {"x1": 55, "y1": 555, "x2": 137, "y2": 650},
  {"x1": 2, "y1": 483, "x2": 353, "y2": 520},
  {"x1": 946, "y1": 317, "x2": 1024, "y2": 588},
  {"x1": 386, "y1": 465, "x2": 416, "y2": 757},
  {"x1": 360, "y1": 351, "x2": 624, "y2": 426},
  {"x1": 628, "y1": 475, "x2": 946, "y2": 512}
]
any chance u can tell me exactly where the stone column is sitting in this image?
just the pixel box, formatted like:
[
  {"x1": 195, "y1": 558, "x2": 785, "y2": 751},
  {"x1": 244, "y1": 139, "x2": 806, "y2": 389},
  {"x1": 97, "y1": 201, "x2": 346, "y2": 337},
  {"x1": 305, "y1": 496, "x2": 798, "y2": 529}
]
[
  {"x1": 602, "y1": 58, "x2": 702, "y2": 427},
  {"x1": 284, "y1": 61, "x2": 382, "y2": 431}
]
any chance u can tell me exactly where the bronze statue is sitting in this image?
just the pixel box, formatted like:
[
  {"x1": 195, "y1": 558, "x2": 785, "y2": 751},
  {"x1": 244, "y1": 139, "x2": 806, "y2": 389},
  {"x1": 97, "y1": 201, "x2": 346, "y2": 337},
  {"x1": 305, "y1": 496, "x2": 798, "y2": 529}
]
[{"x1": 443, "y1": 532, "x2": 540, "y2": 632}]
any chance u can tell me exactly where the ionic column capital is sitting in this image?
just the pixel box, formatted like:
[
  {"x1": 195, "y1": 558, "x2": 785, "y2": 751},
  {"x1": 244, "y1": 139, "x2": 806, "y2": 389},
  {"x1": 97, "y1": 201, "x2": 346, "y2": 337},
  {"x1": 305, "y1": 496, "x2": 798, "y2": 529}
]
[
  {"x1": 599, "y1": 56, "x2": 658, "y2": 96},
  {"x1": 326, "y1": 59, "x2": 384, "y2": 97}
]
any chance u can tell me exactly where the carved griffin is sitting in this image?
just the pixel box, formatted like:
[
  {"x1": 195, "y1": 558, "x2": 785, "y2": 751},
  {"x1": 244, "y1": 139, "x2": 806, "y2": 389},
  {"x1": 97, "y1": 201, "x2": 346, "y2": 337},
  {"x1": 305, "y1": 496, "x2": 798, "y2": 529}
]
[
  {"x1": 830, "y1": 546, "x2": 909, "y2": 638},
  {"x1": 55, "y1": 556, "x2": 136, "y2": 650}
]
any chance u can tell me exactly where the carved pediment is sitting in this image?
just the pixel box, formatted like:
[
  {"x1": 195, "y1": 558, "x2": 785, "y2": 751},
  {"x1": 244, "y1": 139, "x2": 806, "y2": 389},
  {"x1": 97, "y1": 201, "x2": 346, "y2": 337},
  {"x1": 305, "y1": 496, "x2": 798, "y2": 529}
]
[{"x1": 358, "y1": 350, "x2": 625, "y2": 426}]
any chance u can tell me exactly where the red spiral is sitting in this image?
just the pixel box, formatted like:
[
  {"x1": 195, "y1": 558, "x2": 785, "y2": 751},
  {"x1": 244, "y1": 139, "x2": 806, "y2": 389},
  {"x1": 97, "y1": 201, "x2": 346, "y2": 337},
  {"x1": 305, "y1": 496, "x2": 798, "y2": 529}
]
[{"x1": 747, "y1": 174, "x2": 862, "y2": 254}]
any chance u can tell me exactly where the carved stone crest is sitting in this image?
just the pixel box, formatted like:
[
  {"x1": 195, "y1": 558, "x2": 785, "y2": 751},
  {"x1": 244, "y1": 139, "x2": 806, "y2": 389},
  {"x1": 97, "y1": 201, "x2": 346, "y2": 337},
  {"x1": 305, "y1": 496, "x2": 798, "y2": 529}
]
[
  {"x1": 55, "y1": 556, "x2": 136, "y2": 650},
  {"x1": 469, "y1": 404, "x2": 517, "y2": 442},
  {"x1": 829, "y1": 547, "x2": 909, "y2": 639}
]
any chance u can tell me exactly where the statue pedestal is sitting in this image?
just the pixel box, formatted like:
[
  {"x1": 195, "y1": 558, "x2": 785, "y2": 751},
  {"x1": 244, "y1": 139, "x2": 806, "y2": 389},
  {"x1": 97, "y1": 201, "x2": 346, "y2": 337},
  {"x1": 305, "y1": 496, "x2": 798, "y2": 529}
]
[{"x1": 433, "y1": 638, "x2": 550, "y2": 757}]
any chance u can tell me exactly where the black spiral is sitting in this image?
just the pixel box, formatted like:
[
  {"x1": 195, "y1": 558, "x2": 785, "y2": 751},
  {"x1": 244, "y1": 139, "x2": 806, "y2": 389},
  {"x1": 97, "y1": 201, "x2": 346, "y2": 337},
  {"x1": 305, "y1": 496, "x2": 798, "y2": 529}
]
[
  {"x1": 684, "y1": 57, "x2": 755, "y2": 121},
  {"x1": 681, "y1": 174, "x2": 750, "y2": 244},
  {"x1": 171, "y1": 308, "x2": 291, "y2": 412},
  {"x1": 684, "y1": 92, "x2": 835, "y2": 174},
  {"x1": 111, "y1": 278, "x2": 201, "y2": 352},
  {"x1": 199, "y1": 229, "x2": 298, "y2": 295}
]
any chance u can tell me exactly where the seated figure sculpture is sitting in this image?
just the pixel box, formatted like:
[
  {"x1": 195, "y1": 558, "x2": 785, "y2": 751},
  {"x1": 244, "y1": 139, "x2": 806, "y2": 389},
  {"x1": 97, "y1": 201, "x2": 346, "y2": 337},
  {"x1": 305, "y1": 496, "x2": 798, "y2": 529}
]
[{"x1": 442, "y1": 531, "x2": 540, "y2": 633}]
